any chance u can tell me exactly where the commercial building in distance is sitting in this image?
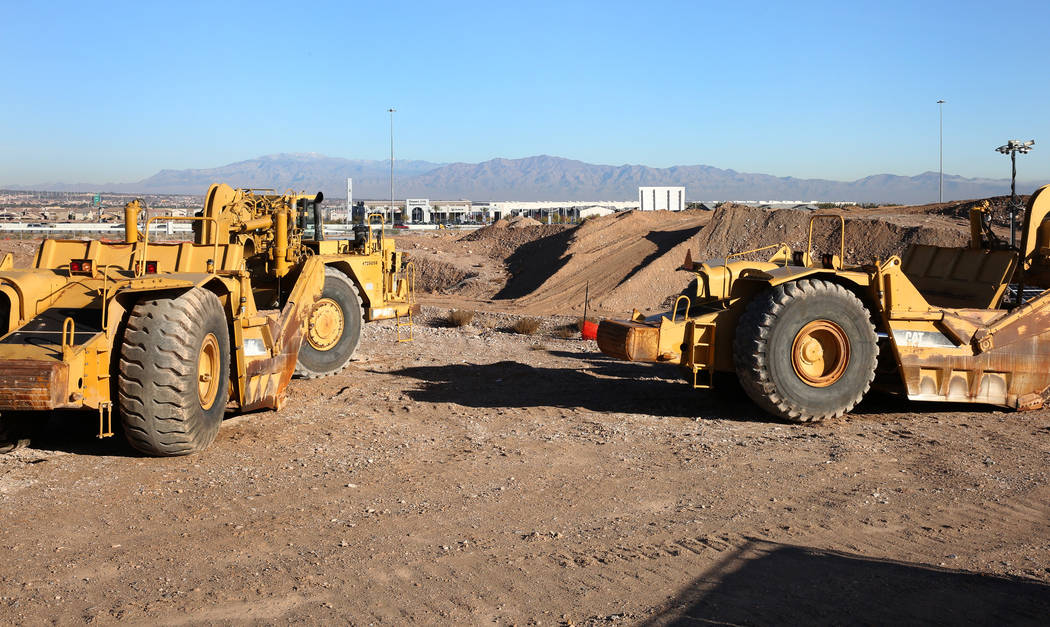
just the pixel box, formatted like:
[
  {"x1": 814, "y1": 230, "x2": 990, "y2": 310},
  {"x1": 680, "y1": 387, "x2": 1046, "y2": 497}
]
[
  {"x1": 639, "y1": 186, "x2": 686, "y2": 211},
  {"x1": 352, "y1": 197, "x2": 642, "y2": 224},
  {"x1": 406, "y1": 198, "x2": 431, "y2": 222}
]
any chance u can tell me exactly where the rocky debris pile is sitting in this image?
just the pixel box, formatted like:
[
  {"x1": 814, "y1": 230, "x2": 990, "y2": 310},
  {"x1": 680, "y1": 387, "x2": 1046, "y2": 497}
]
[
  {"x1": 0, "y1": 239, "x2": 40, "y2": 266},
  {"x1": 410, "y1": 255, "x2": 478, "y2": 294},
  {"x1": 496, "y1": 215, "x2": 543, "y2": 229},
  {"x1": 413, "y1": 305, "x2": 582, "y2": 338},
  {"x1": 695, "y1": 204, "x2": 968, "y2": 264},
  {"x1": 460, "y1": 219, "x2": 568, "y2": 261},
  {"x1": 925, "y1": 194, "x2": 1031, "y2": 227}
]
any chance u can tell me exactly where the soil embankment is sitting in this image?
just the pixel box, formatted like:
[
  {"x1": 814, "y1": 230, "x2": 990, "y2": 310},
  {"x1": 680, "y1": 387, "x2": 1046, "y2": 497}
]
[
  {"x1": 694, "y1": 204, "x2": 968, "y2": 262},
  {"x1": 451, "y1": 203, "x2": 973, "y2": 316},
  {"x1": 495, "y1": 210, "x2": 711, "y2": 314}
]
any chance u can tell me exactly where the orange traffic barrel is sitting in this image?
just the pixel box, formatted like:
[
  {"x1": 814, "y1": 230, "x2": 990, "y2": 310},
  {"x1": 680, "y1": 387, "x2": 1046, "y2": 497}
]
[{"x1": 581, "y1": 320, "x2": 598, "y2": 340}]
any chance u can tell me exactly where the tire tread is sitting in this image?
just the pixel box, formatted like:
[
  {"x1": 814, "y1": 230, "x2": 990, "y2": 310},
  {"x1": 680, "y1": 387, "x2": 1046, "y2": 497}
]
[
  {"x1": 118, "y1": 288, "x2": 229, "y2": 456},
  {"x1": 733, "y1": 279, "x2": 877, "y2": 422},
  {"x1": 294, "y1": 267, "x2": 364, "y2": 379}
]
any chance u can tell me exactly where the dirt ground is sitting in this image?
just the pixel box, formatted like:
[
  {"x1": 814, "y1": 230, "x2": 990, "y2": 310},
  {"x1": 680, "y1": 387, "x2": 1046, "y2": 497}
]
[
  {"x1": 1, "y1": 314, "x2": 1049, "y2": 624},
  {"x1": 2, "y1": 200, "x2": 1050, "y2": 623}
]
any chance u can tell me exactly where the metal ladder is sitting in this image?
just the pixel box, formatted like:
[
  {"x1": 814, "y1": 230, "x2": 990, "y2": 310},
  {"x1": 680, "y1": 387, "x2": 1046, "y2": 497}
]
[
  {"x1": 689, "y1": 321, "x2": 717, "y2": 389},
  {"x1": 670, "y1": 295, "x2": 717, "y2": 389}
]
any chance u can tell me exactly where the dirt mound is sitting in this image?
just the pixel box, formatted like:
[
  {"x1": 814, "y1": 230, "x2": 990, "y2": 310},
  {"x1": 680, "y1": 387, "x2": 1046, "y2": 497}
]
[
  {"x1": 492, "y1": 204, "x2": 971, "y2": 317},
  {"x1": 406, "y1": 196, "x2": 997, "y2": 318},
  {"x1": 926, "y1": 194, "x2": 1028, "y2": 227},
  {"x1": 503, "y1": 215, "x2": 542, "y2": 228},
  {"x1": 695, "y1": 204, "x2": 968, "y2": 262},
  {"x1": 411, "y1": 256, "x2": 478, "y2": 294},
  {"x1": 460, "y1": 221, "x2": 569, "y2": 261},
  {"x1": 497, "y1": 210, "x2": 712, "y2": 314}
]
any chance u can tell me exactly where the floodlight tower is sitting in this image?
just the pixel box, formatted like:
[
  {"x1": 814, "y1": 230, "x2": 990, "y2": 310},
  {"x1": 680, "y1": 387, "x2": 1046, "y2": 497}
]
[{"x1": 995, "y1": 139, "x2": 1035, "y2": 248}]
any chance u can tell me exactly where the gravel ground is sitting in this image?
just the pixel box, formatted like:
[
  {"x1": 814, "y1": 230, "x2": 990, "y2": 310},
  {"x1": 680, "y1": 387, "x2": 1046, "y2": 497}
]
[{"x1": 1, "y1": 309, "x2": 1049, "y2": 624}]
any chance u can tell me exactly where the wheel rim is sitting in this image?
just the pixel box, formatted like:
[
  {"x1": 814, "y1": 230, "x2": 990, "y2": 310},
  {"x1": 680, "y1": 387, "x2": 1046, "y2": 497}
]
[
  {"x1": 791, "y1": 320, "x2": 850, "y2": 387},
  {"x1": 197, "y1": 333, "x2": 221, "y2": 409},
  {"x1": 307, "y1": 298, "x2": 344, "y2": 351}
]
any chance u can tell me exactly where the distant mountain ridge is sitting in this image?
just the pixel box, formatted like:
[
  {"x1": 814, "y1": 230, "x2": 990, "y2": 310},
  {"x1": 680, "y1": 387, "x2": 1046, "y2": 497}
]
[
  {"x1": 133, "y1": 153, "x2": 445, "y2": 198},
  {"x1": 13, "y1": 153, "x2": 1029, "y2": 204},
  {"x1": 395, "y1": 155, "x2": 1018, "y2": 204}
]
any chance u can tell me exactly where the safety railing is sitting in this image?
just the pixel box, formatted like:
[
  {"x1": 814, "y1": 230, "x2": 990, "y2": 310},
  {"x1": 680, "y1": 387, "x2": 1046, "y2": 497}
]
[
  {"x1": 807, "y1": 214, "x2": 846, "y2": 268},
  {"x1": 366, "y1": 213, "x2": 386, "y2": 254},
  {"x1": 720, "y1": 243, "x2": 790, "y2": 300},
  {"x1": 60, "y1": 316, "x2": 79, "y2": 364},
  {"x1": 671, "y1": 294, "x2": 691, "y2": 323}
]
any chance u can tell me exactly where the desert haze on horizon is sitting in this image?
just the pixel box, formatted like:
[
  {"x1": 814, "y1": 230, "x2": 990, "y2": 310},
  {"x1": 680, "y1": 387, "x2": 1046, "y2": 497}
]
[{"x1": 7, "y1": 153, "x2": 1036, "y2": 206}]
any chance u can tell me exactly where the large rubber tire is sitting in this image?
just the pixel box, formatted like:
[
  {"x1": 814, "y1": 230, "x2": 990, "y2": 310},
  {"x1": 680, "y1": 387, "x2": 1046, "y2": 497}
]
[
  {"x1": 733, "y1": 279, "x2": 877, "y2": 422},
  {"x1": 118, "y1": 288, "x2": 231, "y2": 456},
  {"x1": 0, "y1": 415, "x2": 30, "y2": 454},
  {"x1": 295, "y1": 267, "x2": 364, "y2": 378}
]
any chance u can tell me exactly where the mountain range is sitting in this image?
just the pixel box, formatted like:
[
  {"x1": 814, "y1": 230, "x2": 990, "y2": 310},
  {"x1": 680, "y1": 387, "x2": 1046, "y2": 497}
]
[{"x1": 13, "y1": 153, "x2": 1031, "y2": 205}]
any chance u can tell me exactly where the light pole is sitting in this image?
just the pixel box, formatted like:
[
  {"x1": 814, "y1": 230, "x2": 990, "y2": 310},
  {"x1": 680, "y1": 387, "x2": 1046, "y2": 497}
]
[
  {"x1": 937, "y1": 100, "x2": 945, "y2": 203},
  {"x1": 995, "y1": 139, "x2": 1035, "y2": 249},
  {"x1": 388, "y1": 107, "x2": 396, "y2": 224}
]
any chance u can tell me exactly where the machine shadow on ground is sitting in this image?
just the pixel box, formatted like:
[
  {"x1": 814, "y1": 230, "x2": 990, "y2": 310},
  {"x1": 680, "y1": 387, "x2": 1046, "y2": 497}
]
[
  {"x1": 549, "y1": 348, "x2": 1012, "y2": 423},
  {"x1": 544, "y1": 349, "x2": 684, "y2": 381},
  {"x1": 642, "y1": 538, "x2": 1050, "y2": 626},
  {"x1": 382, "y1": 357, "x2": 778, "y2": 422},
  {"x1": 11, "y1": 410, "x2": 139, "y2": 457}
]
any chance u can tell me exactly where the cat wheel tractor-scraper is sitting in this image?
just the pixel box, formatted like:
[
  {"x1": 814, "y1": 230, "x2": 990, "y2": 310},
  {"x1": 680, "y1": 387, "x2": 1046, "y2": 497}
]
[
  {"x1": 598, "y1": 184, "x2": 1050, "y2": 422},
  {"x1": 0, "y1": 184, "x2": 416, "y2": 456}
]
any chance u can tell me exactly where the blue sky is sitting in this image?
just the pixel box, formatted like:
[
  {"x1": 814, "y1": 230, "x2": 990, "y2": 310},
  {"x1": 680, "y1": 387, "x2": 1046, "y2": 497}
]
[{"x1": 2, "y1": 0, "x2": 1048, "y2": 186}]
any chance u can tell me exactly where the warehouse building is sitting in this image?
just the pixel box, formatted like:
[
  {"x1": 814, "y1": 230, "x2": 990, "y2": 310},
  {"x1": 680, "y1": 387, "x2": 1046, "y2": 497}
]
[{"x1": 639, "y1": 186, "x2": 686, "y2": 211}]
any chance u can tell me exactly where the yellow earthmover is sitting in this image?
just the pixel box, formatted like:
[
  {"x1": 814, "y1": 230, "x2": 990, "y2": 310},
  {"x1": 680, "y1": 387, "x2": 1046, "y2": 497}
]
[
  {"x1": 0, "y1": 184, "x2": 415, "y2": 455},
  {"x1": 598, "y1": 185, "x2": 1050, "y2": 422}
]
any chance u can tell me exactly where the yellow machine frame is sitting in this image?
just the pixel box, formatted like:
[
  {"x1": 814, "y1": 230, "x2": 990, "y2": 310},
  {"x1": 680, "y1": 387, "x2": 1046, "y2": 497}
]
[
  {"x1": 598, "y1": 185, "x2": 1050, "y2": 414},
  {"x1": 0, "y1": 184, "x2": 415, "y2": 445}
]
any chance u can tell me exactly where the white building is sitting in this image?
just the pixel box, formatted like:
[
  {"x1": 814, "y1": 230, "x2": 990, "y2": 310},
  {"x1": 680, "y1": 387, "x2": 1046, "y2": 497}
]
[
  {"x1": 493, "y1": 200, "x2": 638, "y2": 221},
  {"x1": 579, "y1": 206, "x2": 616, "y2": 219},
  {"x1": 639, "y1": 186, "x2": 686, "y2": 211},
  {"x1": 432, "y1": 201, "x2": 476, "y2": 223},
  {"x1": 406, "y1": 198, "x2": 431, "y2": 223}
]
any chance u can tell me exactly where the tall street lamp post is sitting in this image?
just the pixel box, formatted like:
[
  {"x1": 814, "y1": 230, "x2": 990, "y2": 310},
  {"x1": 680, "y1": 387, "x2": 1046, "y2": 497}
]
[
  {"x1": 388, "y1": 108, "x2": 396, "y2": 224},
  {"x1": 937, "y1": 100, "x2": 945, "y2": 203}
]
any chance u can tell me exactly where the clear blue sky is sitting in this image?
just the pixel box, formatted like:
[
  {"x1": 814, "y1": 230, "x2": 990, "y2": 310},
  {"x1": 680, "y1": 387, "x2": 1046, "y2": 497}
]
[{"x1": 2, "y1": 0, "x2": 1048, "y2": 186}]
